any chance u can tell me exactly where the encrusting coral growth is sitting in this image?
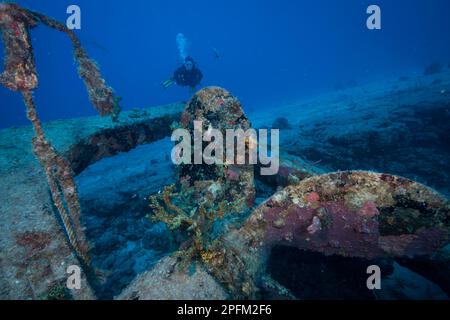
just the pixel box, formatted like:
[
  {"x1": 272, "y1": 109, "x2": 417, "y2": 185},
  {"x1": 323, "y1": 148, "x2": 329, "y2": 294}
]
[
  {"x1": 177, "y1": 87, "x2": 256, "y2": 213},
  {"x1": 149, "y1": 87, "x2": 254, "y2": 269},
  {"x1": 149, "y1": 181, "x2": 226, "y2": 269},
  {"x1": 0, "y1": 3, "x2": 121, "y2": 264},
  {"x1": 201, "y1": 171, "x2": 450, "y2": 298}
]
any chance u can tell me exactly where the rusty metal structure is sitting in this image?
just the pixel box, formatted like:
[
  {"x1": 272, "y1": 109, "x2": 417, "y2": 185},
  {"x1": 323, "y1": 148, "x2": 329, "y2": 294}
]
[
  {"x1": 0, "y1": 3, "x2": 120, "y2": 264},
  {"x1": 178, "y1": 87, "x2": 256, "y2": 213},
  {"x1": 202, "y1": 171, "x2": 450, "y2": 298}
]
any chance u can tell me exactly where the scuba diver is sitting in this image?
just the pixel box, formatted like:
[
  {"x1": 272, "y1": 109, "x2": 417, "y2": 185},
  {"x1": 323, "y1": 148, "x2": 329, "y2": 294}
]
[{"x1": 162, "y1": 57, "x2": 203, "y2": 90}]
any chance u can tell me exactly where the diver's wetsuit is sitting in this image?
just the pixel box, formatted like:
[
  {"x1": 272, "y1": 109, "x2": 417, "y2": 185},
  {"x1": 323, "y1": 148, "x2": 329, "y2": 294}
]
[{"x1": 173, "y1": 65, "x2": 203, "y2": 88}]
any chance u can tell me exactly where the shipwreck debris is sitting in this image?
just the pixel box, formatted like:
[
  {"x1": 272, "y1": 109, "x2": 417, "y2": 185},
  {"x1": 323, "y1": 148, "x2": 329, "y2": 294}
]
[
  {"x1": 0, "y1": 3, "x2": 121, "y2": 264},
  {"x1": 149, "y1": 87, "x2": 257, "y2": 267},
  {"x1": 176, "y1": 87, "x2": 256, "y2": 213},
  {"x1": 202, "y1": 171, "x2": 450, "y2": 299}
]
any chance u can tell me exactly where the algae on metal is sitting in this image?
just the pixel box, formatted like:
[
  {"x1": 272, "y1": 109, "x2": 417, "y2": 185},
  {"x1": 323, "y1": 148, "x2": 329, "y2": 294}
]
[
  {"x1": 0, "y1": 3, "x2": 122, "y2": 264},
  {"x1": 201, "y1": 171, "x2": 450, "y2": 299}
]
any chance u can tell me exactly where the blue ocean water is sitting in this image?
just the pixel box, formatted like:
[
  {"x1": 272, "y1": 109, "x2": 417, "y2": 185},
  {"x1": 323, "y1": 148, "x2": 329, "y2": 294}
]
[{"x1": 1, "y1": 0, "x2": 450, "y2": 128}]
